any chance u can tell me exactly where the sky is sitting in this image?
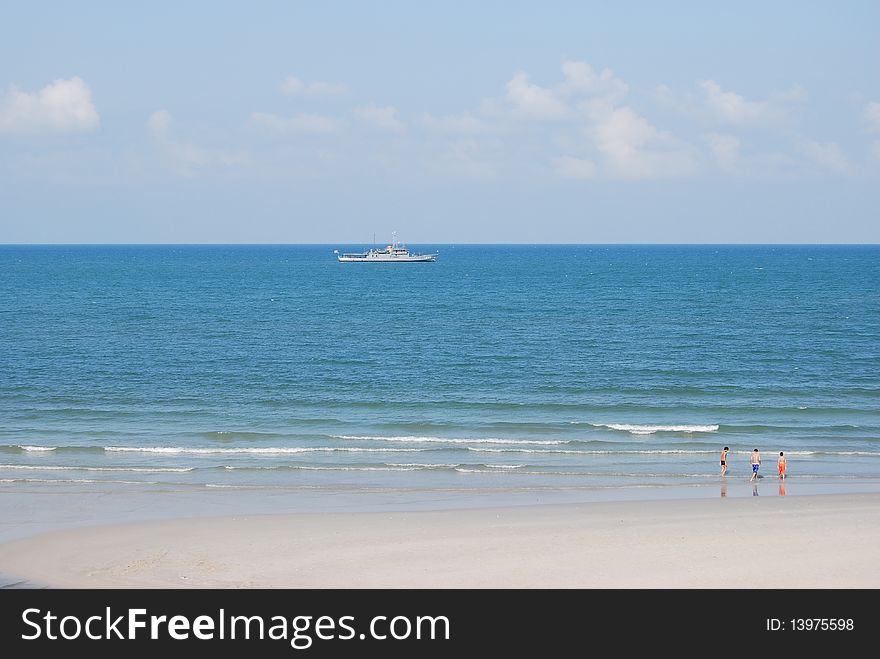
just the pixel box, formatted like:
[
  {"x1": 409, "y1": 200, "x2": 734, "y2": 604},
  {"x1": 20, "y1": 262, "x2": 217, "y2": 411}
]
[{"x1": 1, "y1": 1, "x2": 878, "y2": 244}]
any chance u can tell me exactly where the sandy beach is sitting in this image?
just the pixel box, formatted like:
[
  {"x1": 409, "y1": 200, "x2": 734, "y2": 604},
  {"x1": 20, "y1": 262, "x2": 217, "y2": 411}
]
[{"x1": 1, "y1": 492, "x2": 878, "y2": 588}]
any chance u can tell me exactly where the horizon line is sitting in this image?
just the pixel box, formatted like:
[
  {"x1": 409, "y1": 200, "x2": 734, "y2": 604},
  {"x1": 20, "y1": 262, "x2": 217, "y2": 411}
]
[{"x1": 1, "y1": 242, "x2": 878, "y2": 247}]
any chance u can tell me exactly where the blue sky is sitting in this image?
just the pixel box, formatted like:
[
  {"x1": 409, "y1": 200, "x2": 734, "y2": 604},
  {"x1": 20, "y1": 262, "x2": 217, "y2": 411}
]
[{"x1": 1, "y1": 1, "x2": 878, "y2": 243}]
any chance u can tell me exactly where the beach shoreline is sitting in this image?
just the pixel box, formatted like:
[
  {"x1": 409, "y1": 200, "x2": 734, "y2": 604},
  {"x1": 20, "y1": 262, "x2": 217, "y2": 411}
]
[{"x1": 2, "y1": 492, "x2": 877, "y2": 589}]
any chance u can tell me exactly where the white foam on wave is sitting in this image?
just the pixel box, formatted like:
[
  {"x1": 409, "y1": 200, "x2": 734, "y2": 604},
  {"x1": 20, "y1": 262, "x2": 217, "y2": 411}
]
[
  {"x1": 468, "y1": 447, "x2": 585, "y2": 455},
  {"x1": 593, "y1": 423, "x2": 720, "y2": 435},
  {"x1": 386, "y1": 463, "x2": 461, "y2": 469},
  {"x1": 297, "y1": 465, "x2": 428, "y2": 472},
  {"x1": 0, "y1": 478, "x2": 159, "y2": 485},
  {"x1": 105, "y1": 446, "x2": 428, "y2": 454},
  {"x1": 333, "y1": 435, "x2": 567, "y2": 445},
  {"x1": 222, "y1": 463, "x2": 450, "y2": 472},
  {"x1": 453, "y1": 469, "x2": 722, "y2": 477},
  {"x1": 469, "y1": 447, "x2": 717, "y2": 455},
  {"x1": 781, "y1": 451, "x2": 880, "y2": 457},
  {"x1": 18, "y1": 445, "x2": 57, "y2": 452},
  {"x1": 0, "y1": 464, "x2": 193, "y2": 473},
  {"x1": 452, "y1": 467, "x2": 541, "y2": 474}
]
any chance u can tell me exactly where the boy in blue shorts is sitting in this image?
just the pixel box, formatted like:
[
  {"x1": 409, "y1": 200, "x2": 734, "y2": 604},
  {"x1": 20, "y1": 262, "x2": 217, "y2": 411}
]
[{"x1": 749, "y1": 449, "x2": 761, "y2": 481}]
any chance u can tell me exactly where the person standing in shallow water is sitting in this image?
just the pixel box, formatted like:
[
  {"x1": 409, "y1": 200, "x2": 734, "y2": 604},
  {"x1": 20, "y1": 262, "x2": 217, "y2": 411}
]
[
  {"x1": 749, "y1": 449, "x2": 761, "y2": 482},
  {"x1": 777, "y1": 452, "x2": 787, "y2": 480},
  {"x1": 720, "y1": 446, "x2": 729, "y2": 476}
]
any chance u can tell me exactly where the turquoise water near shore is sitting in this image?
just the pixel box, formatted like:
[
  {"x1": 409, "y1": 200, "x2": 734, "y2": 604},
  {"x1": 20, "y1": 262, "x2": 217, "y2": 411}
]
[{"x1": 1, "y1": 244, "x2": 878, "y2": 522}]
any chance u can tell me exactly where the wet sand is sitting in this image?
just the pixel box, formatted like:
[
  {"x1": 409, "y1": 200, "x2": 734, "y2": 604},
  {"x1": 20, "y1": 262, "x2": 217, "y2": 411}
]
[{"x1": 1, "y1": 493, "x2": 877, "y2": 588}]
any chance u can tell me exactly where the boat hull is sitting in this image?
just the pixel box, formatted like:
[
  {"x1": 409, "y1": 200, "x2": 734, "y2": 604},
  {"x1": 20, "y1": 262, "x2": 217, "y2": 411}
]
[
  {"x1": 335, "y1": 235, "x2": 438, "y2": 262},
  {"x1": 337, "y1": 254, "x2": 437, "y2": 262}
]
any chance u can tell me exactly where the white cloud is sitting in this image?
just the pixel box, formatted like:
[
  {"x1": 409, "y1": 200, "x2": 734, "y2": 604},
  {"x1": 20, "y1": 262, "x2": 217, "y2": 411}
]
[
  {"x1": 699, "y1": 80, "x2": 778, "y2": 125},
  {"x1": 472, "y1": 61, "x2": 699, "y2": 178},
  {"x1": 251, "y1": 111, "x2": 341, "y2": 134},
  {"x1": 148, "y1": 110, "x2": 247, "y2": 174},
  {"x1": 505, "y1": 72, "x2": 568, "y2": 120},
  {"x1": 864, "y1": 102, "x2": 880, "y2": 133},
  {"x1": 592, "y1": 106, "x2": 697, "y2": 179},
  {"x1": 280, "y1": 76, "x2": 347, "y2": 97},
  {"x1": 705, "y1": 132, "x2": 740, "y2": 170},
  {"x1": 0, "y1": 76, "x2": 99, "y2": 134},
  {"x1": 560, "y1": 60, "x2": 628, "y2": 103},
  {"x1": 797, "y1": 139, "x2": 850, "y2": 173},
  {"x1": 147, "y1": 109, "x2": 172, "y2": 135},
  {"x1": 660, "y1": 81, "x2": 800, "y2": 131},
  {"x1": 500, "y1": 62, "x2": 698, "y2": 178},
  {"x1": 554, "y1": 155, "x2": 597, "y2": 179},
  {"x1": 353, "y1": 104, "x2": 404, "y2": 131}
]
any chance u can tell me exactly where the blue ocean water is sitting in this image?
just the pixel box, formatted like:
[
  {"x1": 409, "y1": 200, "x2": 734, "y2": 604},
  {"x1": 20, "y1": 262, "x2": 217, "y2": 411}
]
[{"x1": 1, "y1": 245, "x2": 878, "y2": 507}]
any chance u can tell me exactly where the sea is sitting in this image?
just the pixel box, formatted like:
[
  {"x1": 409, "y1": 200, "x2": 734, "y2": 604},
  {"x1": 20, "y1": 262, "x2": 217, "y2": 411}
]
[{"x1": 1, "y1": 245, "x2": 879, "y2": 545}]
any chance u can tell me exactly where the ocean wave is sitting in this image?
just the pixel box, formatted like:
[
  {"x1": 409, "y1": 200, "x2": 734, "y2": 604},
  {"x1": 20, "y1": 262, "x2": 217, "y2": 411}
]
[
  {"x1": 467, "y1": 447, "x2": 588, "y2": 455},
  {"x1": 720, "y1": 423, "x2": 869, "y2": 433},
  {"x1": 386, "y1": 463, "x2": 462, "y2": 469},
  {"x1": 105, "y1": 446, "x2": 430, "y2": 454},
  {"x1": 289, "y1": 465, "x2": 434, "y2": 472},
  {"x1": 221, "y1": 464, "x2": 449, "y2": 472},
  {"x1": 468, "y1": 447, "x2": 719, "y2": 455},
  {"x1": 200, "y1": 431, "x2": 284, "y2": 440},
  {"x1": 0, "y1": 478, "x2": 159, "y2": 485},
  {"x1": 771, "y1": 450, "x2": 880, "y2": 457},
  {"x1": 593, "y1": 424, "x2": 720, "y2": 435},
  {"x1": 220, "y1": 462, "x2": 526, "y2": 473},
  {"x1": 449, "y1": 469, "x2": 725, "y2": 477},
  {"x1": 223, "y1": 462, "x2": 459, "y2": 471},
  {"x1": 451, "y1": 468, "x2": 584, "y2": 475},
  {"x1": 1, "y1": 445, "x2": 103, "y2": 454},
  {"x1": 332, "y1": 435, "x2": 568, "y2": 445},
  {"x1": 0, "y1": 464, "x2": 193, "y2": 473}
]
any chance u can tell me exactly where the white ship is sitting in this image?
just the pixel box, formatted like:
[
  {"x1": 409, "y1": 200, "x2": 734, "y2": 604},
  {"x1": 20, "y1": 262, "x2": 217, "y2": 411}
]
[{"x1": 335, "y1": 233, "x2": 438, "y2": 262}]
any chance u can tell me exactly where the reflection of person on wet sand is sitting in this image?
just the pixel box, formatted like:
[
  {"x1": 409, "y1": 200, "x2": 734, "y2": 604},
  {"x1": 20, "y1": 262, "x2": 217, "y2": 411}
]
[
  {"x1": 752, "y1": 481, "x2": 759, "y2": 496},
  {"x1": 779, "y1": 482, "x2": 786, "y2": 497},
  {"x1": 720, "y1": 481, "x2": 728, "y2": 498}
]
